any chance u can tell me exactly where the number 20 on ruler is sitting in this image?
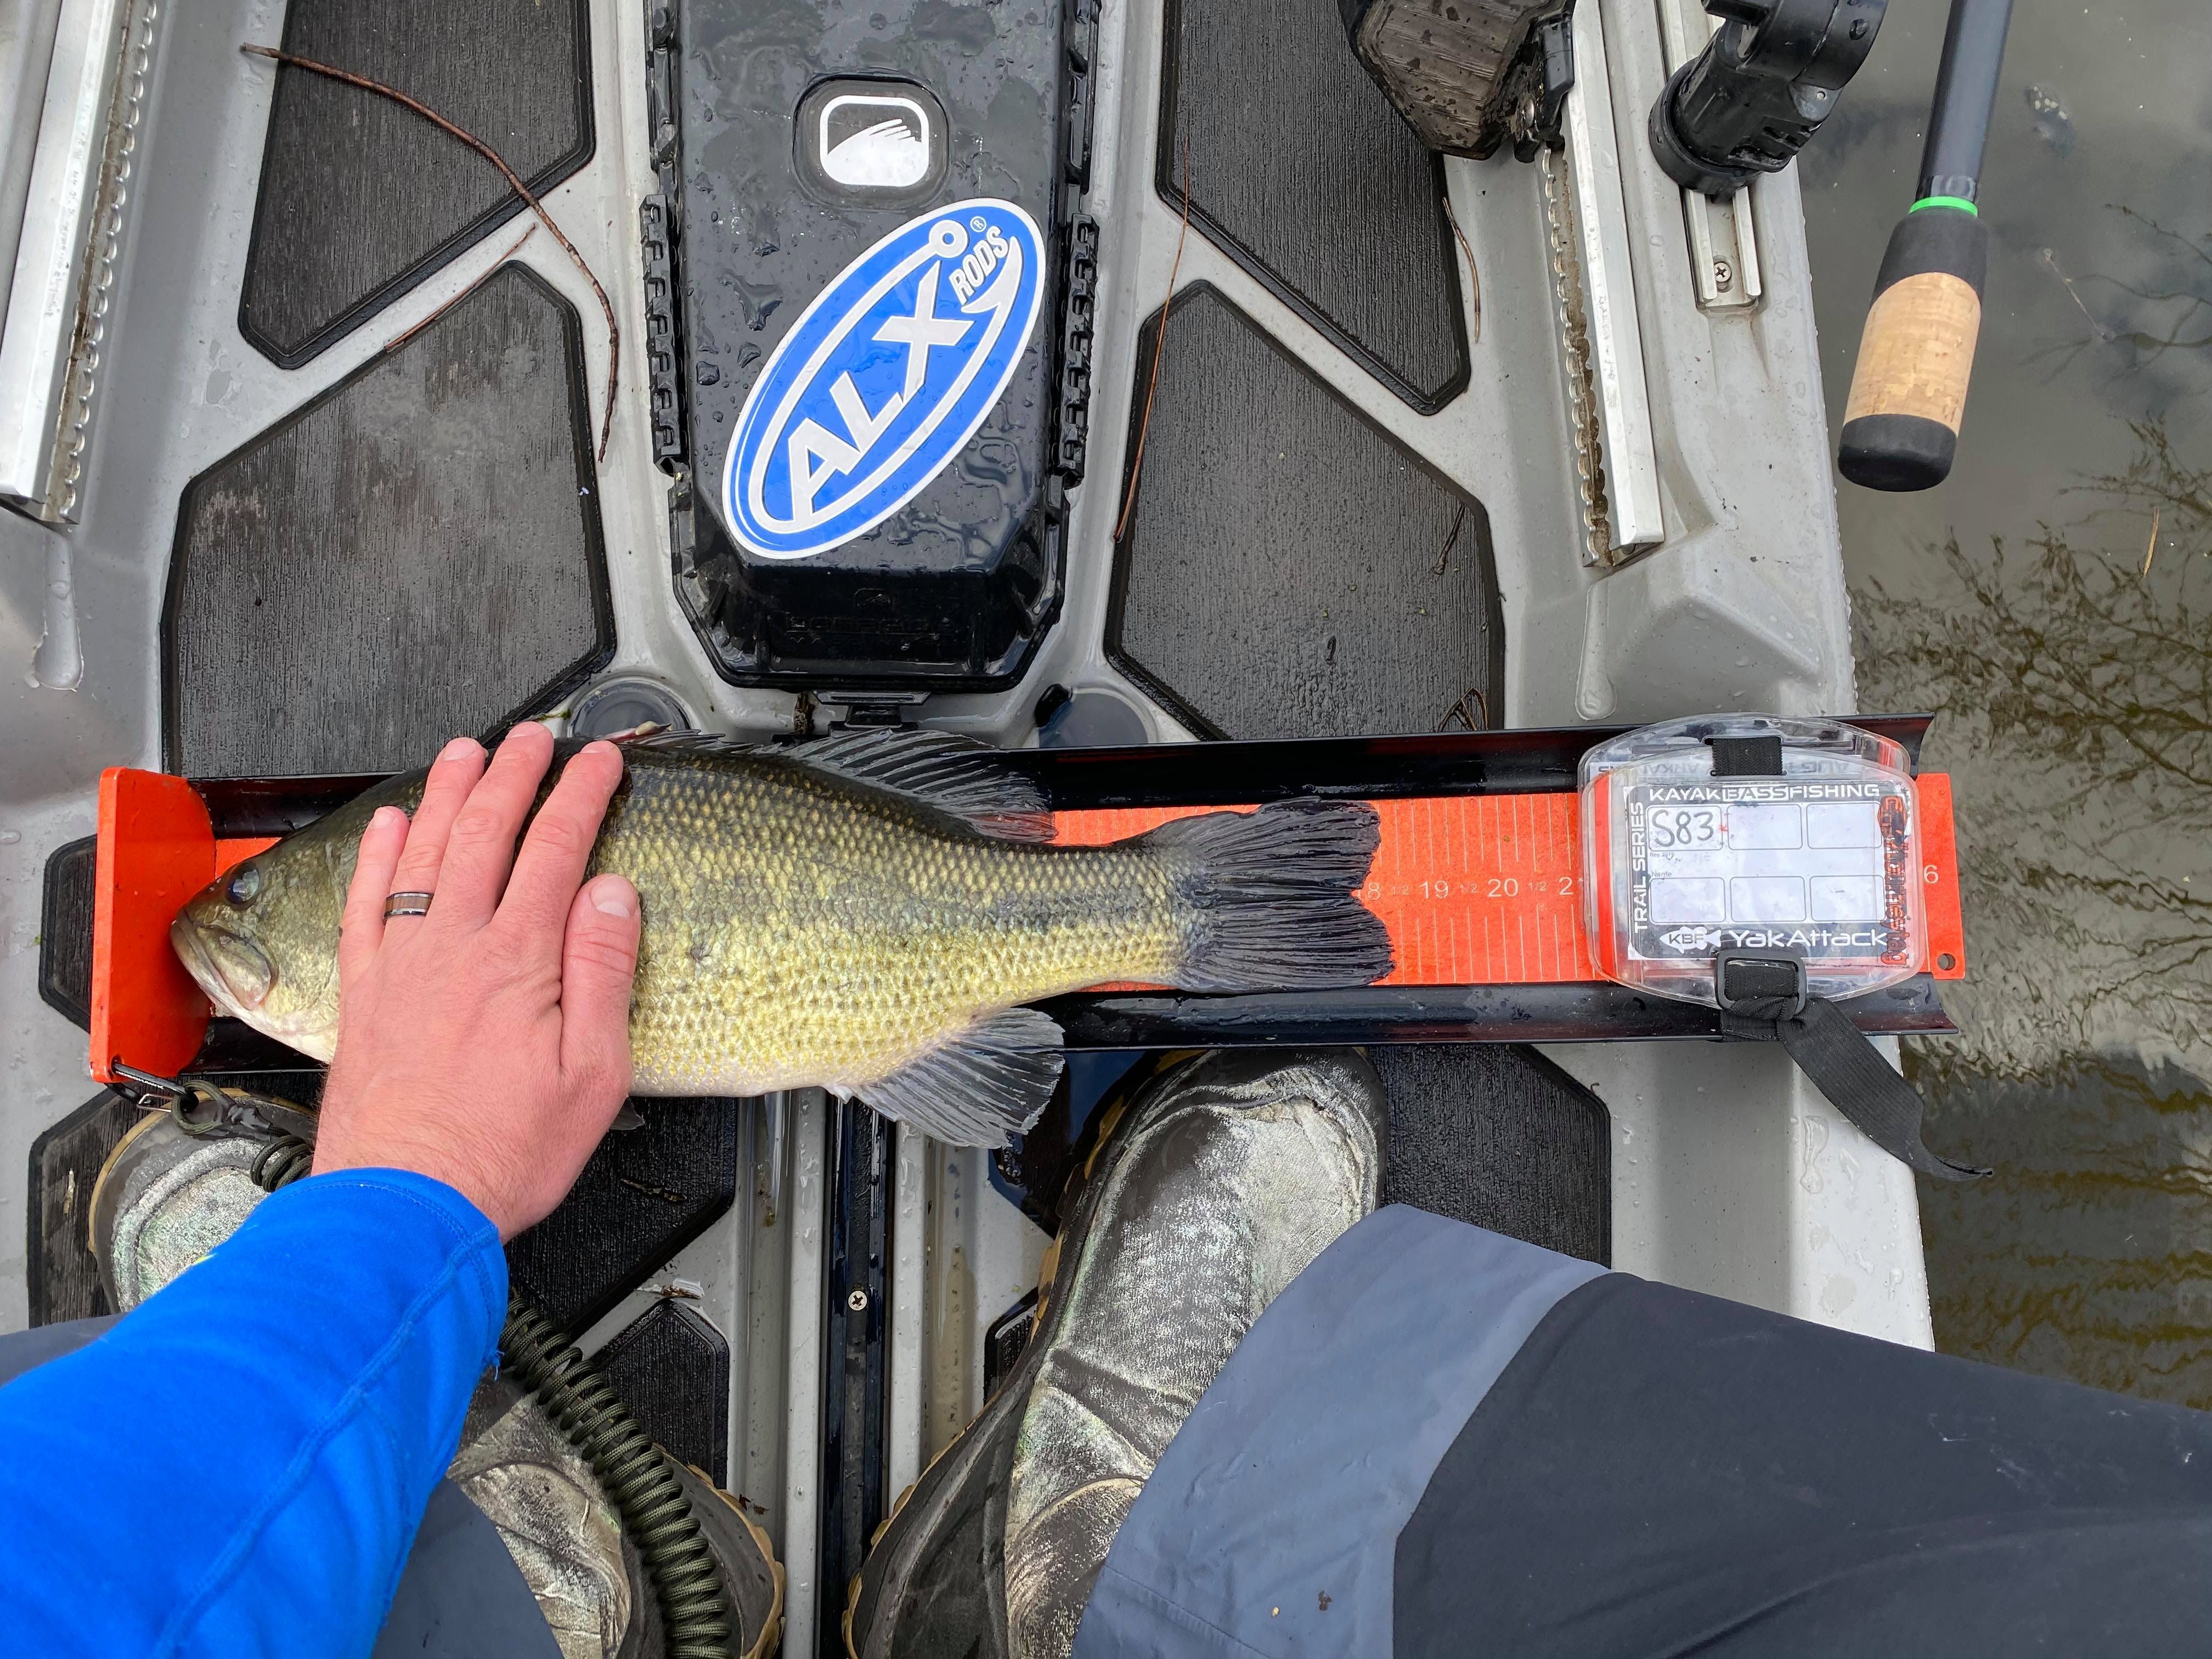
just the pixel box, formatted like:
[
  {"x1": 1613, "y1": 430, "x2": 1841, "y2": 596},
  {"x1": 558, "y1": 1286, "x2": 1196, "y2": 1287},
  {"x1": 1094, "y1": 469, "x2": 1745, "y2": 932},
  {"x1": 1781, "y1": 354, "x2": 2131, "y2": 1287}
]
[{"x1": 1417, "y1": 877, "x2": 1578, "y2": 899}]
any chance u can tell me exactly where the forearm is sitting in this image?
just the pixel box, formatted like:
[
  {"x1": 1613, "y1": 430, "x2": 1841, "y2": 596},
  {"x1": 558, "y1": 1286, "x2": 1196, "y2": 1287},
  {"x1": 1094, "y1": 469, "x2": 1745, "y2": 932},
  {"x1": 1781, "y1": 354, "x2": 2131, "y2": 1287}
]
[{"x1": 0, "y1": 1169, "x2": 504, "y2": 1658}]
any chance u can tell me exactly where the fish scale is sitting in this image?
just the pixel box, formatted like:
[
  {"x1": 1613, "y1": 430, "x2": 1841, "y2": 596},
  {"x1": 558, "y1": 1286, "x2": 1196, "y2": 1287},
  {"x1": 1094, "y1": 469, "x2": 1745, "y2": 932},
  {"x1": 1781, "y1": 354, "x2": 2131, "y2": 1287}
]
[{"x1": 601, "y1": 758, "x2": 1178, "y2": 1095}]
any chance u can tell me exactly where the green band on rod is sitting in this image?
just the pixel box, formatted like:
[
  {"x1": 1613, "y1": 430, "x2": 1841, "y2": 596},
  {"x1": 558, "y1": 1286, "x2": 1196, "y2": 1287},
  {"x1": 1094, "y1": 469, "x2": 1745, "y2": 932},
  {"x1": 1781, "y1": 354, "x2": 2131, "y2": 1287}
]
[{"x1": 1909, "y1": 195, "x2": 1979, "y2": 216}]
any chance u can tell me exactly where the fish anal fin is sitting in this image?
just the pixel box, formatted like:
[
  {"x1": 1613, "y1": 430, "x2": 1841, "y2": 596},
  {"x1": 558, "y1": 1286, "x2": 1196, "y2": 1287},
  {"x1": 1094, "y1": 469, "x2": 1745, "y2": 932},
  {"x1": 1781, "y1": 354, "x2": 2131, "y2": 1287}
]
[{"x1": 857, "y1": 1006, "x2": 1064, "y2": 1147}]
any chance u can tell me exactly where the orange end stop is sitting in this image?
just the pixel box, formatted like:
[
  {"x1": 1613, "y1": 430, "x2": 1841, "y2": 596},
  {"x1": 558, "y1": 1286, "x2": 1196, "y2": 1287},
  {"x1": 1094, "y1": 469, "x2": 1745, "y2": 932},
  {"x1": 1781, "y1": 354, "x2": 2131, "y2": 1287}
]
[{"x1": 91, "y1": 769, "x2": 218, "y2": 1085}]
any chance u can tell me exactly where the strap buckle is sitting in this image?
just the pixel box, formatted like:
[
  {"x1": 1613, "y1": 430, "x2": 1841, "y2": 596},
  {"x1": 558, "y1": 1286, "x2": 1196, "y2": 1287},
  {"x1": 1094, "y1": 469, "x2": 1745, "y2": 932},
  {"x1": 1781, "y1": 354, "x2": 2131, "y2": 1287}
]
[{"x1": 1713, "y1": 950, "x2": 1807, "y2": 1020}]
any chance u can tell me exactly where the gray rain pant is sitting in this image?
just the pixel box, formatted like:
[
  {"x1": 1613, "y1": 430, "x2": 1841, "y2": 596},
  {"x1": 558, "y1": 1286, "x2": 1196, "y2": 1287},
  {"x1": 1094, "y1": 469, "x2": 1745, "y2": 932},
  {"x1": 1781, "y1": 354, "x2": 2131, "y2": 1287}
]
[{"x1": 1077, "y1": 1204, "x2": 2212, "y2": 1658}]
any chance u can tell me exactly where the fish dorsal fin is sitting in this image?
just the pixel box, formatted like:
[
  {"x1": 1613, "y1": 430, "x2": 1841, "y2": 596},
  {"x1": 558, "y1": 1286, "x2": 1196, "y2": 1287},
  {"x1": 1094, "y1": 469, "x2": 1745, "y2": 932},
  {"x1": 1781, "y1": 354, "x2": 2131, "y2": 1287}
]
[
  {"x1": 858, "y1": 1006, "x2": 1065, "y2": 1147},
  {"x1": 785, "y1": 727, "x2": 1055, "y2": 842},
  {"x1": 618, "y1": 725, "x2": 1055, "y2": 840}
]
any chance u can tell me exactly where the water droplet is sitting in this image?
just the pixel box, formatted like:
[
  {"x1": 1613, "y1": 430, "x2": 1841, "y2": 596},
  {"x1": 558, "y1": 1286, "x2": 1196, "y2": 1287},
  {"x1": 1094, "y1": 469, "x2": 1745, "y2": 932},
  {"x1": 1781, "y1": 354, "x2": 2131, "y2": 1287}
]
[{"x1": 1799, "y1": 1115, "x2": 1830, "y2": 1194}]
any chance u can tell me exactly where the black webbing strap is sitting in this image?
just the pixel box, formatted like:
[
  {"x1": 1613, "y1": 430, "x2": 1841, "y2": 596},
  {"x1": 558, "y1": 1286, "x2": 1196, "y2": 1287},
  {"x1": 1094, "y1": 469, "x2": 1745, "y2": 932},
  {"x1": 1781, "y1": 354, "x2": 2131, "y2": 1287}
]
[{"x1": 1715, "y1": 952, "x2": 1989, "y2": 1182}]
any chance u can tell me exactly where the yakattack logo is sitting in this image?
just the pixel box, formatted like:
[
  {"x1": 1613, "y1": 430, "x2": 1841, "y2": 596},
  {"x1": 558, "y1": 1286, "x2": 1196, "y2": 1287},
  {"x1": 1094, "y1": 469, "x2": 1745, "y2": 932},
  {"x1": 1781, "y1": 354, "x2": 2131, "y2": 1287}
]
[
  {"x1": 721, "y1": 200, "x2": 1044, "y2": 560},
  {"x1": 1655, "y1": 926, "x2": 1889, "y2": 953}
]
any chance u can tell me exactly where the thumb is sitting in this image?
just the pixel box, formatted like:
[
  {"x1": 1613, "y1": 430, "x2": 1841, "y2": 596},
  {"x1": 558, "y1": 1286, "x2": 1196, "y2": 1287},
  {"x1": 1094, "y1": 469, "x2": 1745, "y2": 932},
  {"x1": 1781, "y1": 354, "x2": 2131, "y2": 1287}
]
[{"x1": 559, "y1": 874, "x2": 641, "y2": 1104}]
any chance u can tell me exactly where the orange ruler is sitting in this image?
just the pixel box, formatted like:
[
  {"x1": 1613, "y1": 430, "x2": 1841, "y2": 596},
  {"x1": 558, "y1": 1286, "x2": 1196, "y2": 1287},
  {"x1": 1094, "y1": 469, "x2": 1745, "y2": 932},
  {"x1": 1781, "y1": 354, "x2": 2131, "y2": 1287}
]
[{"x1": 1055, "y1": 774, "x2": 1966, "y2": 987}]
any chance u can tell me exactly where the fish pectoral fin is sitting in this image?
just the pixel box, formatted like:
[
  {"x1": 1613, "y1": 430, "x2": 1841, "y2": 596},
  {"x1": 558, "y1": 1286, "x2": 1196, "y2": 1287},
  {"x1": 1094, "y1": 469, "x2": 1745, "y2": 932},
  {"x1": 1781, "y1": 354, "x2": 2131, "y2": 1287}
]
[
  {"x1": 787, "y1": 727, "x2": 1056, "y2": 842},
  {"x1": 857, "y1": 1007, "x2": 1064, "y2": 1148}
]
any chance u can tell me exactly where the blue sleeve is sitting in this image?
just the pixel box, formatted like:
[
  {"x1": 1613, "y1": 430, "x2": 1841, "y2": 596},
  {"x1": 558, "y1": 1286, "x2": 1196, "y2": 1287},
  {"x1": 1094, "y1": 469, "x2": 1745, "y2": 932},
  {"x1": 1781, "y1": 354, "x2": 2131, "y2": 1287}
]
[{"x1": 0, "y1": 1169, "x2": 506, "y2": 1659}]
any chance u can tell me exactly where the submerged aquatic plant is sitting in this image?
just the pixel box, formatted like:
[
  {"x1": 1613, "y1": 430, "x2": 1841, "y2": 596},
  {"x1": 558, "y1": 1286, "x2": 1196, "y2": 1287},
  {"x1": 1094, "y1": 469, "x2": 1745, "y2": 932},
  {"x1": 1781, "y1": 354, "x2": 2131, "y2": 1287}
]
[
  {"x1": 1851, "y1": 418, "x2": 2212, "y2": 1082},
  {"x1": 2030, "y1": 208, "x2": 2212, "y2": 385}
]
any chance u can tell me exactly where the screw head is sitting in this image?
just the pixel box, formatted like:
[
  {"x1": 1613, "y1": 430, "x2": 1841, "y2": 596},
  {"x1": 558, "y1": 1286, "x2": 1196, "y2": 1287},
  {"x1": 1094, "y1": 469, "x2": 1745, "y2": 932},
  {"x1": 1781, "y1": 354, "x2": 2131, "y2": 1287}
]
[
  {"x1": 846, "y1": 1287, "x2": 870, "y2": 1313},
  {"x1": 1713, "y1": 257, "x2": 1734, "y2": 292}
]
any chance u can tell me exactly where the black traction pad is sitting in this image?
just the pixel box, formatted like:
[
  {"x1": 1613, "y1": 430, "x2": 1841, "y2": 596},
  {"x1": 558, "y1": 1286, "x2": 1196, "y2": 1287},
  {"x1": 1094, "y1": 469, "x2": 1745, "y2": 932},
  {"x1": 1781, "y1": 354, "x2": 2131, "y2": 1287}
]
[
  {"x1": 597, "y1": 1298, "x2": 733, "y2": 1487},
  {"x1": 1160, "y1": 0, "x2": 1468, "y2": 411},
  {"x1": 506, "y1": 1098, "x2": 741, "y2": 1340},
  {"x1": 239, "y1": 0, "x2": 594, "y2": 368},
  {"x1": 1108, "y1": 285, "x2": 1503, "y2": 741},
  {"x1": 167, "y1": 265, "x2": 612, "y2": 777},
  {"x1": 1373, "y1": 1045, "x2": 1610, "y2": 1265},
  {"x1": 38, "y1": 836, "x2": 96, "y2": 1030}
]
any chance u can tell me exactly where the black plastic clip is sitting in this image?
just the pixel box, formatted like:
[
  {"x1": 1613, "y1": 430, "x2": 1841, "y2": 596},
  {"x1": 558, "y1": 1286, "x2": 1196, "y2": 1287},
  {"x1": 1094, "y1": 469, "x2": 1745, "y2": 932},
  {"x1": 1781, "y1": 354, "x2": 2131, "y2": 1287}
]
[
  {"x1": 1714, "y1": 950, "x2": 1806, "y2": 1022},
  {"x1": 1706, "y1": 733, "x2": 1785, "y2": 777}
]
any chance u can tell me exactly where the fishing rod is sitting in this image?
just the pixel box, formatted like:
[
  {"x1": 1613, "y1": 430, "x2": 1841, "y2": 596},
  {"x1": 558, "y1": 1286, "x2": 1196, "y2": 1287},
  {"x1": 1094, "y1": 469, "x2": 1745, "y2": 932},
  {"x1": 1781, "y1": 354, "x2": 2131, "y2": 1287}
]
[{"x1": 1836, "y1": 0, "x2": 2015, "y2": 491}]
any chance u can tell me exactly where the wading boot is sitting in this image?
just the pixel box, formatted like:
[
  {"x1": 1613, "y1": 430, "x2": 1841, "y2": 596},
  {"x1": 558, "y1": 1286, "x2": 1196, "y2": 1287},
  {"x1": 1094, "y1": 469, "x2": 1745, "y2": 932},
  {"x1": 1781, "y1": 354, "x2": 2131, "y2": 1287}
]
[
  {"x1": 88, "y1": 1102, "x2": 286, "y2": 1313},
  {"x1": 845, "y1": 1048, "x2": 1386, "y2": 1659},
  {"x1": 88, "y1": 1103, "x2": 783, "y2": 1659},
  {"x1": 450, "y1": 1373, "x2": 784, "y2": 1659}
]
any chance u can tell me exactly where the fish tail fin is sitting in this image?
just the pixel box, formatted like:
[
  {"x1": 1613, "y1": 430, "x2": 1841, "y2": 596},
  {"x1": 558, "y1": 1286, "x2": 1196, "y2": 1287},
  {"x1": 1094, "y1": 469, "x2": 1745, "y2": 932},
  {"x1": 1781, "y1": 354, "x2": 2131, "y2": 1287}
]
[{"x1": 1144, "y1": 800, "x2": 1393, "y2": 991}]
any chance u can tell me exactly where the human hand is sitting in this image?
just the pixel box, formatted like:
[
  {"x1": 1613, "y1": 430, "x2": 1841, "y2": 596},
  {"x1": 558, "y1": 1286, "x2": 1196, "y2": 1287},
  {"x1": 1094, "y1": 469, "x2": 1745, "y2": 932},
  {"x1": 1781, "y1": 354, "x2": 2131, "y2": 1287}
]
[{"x1": 313, "y1": 724, "x2": 639, "y2": 1239}]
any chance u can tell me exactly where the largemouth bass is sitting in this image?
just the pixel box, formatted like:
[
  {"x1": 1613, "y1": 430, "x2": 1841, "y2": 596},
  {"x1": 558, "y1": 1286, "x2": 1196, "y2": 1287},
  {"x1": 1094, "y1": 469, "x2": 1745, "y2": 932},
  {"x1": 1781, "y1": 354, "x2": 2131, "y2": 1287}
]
[{"x1": 170, "y1": 729, "x2": 1391, "y2": 1145}]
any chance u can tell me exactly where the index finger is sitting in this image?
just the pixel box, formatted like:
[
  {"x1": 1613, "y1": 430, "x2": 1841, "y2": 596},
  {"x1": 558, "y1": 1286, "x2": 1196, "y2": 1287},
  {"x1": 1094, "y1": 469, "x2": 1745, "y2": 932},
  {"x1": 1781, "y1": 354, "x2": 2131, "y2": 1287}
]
[
  {"x1": 494, "y1": 740, "x2": 626, "y2": 944},
  {"x1": 338, "y1": 805, "x2": 409, "y2": 983}
]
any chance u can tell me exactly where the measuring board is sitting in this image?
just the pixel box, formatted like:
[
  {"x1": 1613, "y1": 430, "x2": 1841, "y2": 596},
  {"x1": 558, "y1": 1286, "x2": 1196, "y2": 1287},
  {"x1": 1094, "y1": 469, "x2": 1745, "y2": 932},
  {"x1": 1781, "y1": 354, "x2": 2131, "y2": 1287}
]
[{"x1": 88, "y1": 767, "x2": 1967, "y2": 1084}]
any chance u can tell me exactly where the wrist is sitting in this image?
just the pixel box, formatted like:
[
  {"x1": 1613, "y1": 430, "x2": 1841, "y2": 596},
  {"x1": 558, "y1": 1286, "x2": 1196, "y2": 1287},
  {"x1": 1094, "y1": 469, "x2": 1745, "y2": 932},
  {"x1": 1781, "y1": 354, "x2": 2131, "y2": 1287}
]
[
  {"x1": 285, "y1": 1164, "x2": 504, "y2": 1245},
  {"x1": 313, "y1": 1130, "x2": 520, "y2": 1240}
]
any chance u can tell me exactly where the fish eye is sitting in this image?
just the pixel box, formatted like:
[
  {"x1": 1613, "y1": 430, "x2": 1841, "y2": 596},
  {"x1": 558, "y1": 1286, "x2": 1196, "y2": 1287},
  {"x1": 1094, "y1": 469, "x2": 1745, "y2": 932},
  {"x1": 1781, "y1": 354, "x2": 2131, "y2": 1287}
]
[{"x1": 225, "y1": 865, "x2": 262, "y2": 906}]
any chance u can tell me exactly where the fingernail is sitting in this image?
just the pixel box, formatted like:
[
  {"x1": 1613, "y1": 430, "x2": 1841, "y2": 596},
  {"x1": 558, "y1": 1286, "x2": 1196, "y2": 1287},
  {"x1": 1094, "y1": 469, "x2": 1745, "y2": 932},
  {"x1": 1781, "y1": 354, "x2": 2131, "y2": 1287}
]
[
  {"x1": 373, "y1": 806, "x2": 407, "y2": 831},
  {"x1": 591, "y1": 880, "x2": 637, "y2": 918},
  {"x1": 439, "y1": 736, "x2": 478, "y2": 763},
  {"x1": 585, "y1": 740, "x2": 620, "y2": 762}
]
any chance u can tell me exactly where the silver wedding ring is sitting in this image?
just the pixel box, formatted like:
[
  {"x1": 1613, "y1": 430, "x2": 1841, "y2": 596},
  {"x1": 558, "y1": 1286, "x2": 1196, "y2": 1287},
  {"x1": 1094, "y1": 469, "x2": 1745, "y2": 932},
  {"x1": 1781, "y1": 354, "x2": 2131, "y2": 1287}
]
[{"x1": 383, "y1": 890, "x2": 434, "y2": 918}]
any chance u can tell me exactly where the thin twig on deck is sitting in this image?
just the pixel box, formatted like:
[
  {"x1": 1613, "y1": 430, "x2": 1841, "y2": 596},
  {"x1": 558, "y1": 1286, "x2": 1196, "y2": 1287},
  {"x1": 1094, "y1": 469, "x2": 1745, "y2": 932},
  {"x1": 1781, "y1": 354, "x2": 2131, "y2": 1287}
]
[
  {"x1": 242, "y1": 43, "x2": 619, "y2": 462},
  {"x1": 1442, "y1": 192, "x2": 1481, "y2": 344},
  {"x1": 1114, "y1": 123, "x2": 1193, "y2": 545},
  {"x1": 382, "y1": 223, "x2": 535, "y2": 354}
]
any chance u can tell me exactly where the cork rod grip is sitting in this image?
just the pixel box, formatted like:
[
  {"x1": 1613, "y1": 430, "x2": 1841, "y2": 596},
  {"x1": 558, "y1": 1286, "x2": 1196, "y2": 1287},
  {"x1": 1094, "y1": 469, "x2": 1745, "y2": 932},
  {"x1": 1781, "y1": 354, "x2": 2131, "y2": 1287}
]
[{"x1": 1837, "y1": 204, "x2": 1988, "y2": 493}]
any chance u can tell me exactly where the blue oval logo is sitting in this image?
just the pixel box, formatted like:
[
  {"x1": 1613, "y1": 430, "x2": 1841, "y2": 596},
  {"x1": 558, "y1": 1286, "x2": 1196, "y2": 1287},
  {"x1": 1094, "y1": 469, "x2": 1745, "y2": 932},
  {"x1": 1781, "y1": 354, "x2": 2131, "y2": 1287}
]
[{"x1": 721, "y1": 199, "x2": 1046, "y2": 560}]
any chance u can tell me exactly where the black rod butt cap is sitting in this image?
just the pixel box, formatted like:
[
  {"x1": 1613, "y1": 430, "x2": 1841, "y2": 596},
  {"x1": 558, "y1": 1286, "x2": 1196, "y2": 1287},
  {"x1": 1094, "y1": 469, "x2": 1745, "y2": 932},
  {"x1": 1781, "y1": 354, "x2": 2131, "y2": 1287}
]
[{"x1": 1838, "y1": 413, "x2": 1956, "y2": 492}]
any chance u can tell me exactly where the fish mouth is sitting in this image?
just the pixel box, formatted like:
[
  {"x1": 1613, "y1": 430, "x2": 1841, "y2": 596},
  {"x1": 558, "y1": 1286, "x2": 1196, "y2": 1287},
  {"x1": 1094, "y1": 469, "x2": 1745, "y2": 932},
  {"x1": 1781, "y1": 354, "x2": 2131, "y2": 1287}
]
[{"x1": 170, "y1": 913, "x2": 273, "y2": 1017}]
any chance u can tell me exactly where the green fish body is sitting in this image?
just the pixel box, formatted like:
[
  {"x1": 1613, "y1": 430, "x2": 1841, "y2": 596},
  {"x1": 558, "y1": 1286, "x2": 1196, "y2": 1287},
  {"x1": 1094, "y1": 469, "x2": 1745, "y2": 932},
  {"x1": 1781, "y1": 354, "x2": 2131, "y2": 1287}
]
[{"x1": 171, "y1": 730, "x2": 1390, "y2": 1144}]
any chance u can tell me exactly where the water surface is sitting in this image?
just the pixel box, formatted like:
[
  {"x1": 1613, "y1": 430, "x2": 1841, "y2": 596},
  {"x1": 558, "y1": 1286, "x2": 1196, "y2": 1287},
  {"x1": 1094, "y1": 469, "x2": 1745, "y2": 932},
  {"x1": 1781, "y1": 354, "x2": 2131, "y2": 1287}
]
[{"x1": 1799, "y1": 0, "x2": 2212, "y2": 1401}]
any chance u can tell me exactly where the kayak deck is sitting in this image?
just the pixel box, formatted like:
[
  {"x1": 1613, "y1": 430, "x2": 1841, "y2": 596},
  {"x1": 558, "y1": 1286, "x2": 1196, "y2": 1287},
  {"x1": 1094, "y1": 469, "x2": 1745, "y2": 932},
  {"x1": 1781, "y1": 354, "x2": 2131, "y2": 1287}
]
[{"x1": 0, "y1": 0, "x2": 1928, "y2": 1650}]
